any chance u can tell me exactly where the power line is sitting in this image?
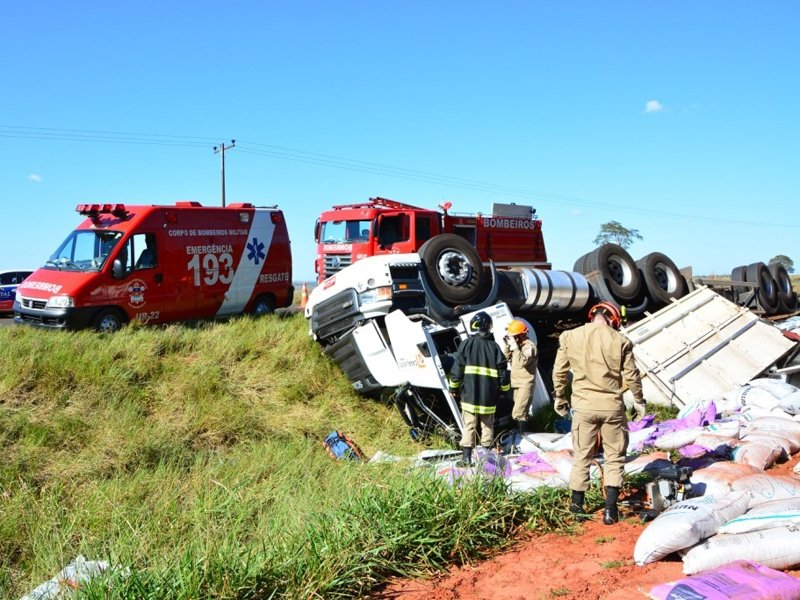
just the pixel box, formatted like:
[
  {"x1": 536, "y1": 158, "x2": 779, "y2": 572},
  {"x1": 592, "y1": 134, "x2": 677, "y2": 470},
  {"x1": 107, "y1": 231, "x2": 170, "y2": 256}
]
[{"x1": 2, "y1": 124, "x2": 797, "y2": 229}]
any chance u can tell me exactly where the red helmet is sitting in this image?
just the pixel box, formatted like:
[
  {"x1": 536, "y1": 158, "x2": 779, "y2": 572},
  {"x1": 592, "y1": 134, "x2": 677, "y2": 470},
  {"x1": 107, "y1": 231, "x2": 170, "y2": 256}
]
[
  {"x1": 507, "y1": 319, "x2": 528, "y2": 336},
  {"x1": 588, "y1": 302, "x2": 622, "y2": 330}
]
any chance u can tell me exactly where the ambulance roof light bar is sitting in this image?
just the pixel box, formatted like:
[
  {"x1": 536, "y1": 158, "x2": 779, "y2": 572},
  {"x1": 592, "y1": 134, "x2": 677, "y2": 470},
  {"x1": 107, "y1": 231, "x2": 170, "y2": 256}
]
[{"x1": 76, "y1": 204, "x2": 129, "y2": 219}]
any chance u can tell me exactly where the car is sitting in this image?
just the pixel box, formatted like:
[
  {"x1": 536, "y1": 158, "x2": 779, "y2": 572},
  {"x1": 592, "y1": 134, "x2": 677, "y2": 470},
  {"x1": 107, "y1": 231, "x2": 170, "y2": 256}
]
[{"x1": 0, "y1": 270, "x2": 34, "y2": 314}]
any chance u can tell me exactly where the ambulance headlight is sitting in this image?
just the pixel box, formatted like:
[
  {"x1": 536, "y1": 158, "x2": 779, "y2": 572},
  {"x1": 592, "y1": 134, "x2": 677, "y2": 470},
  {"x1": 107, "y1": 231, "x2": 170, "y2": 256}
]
[
  {"x1": 46, "y1": 296, "x2": 75, "y2": 308},
  {"x1": 358, "y1": 286, "x2": 392, "y2": 305}
]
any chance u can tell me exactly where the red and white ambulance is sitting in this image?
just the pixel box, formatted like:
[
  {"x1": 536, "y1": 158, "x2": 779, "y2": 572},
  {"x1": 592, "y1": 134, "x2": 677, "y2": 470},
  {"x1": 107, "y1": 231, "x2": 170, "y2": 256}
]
[{"x1": 14, "y1": 202, "x2": 293, "y2": 331}]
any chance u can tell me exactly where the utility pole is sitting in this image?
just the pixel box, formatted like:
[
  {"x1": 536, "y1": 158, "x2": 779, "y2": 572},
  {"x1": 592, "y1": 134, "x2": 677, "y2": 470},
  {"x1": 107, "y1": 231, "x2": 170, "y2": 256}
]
[{"x1": 213, "y1": 140, "x2": 236, "y2": 207}]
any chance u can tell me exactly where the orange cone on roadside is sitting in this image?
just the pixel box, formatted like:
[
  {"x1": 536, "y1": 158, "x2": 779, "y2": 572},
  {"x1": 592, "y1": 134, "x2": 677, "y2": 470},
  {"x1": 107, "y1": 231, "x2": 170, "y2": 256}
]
[{"x1": 300, "y1": 282, "x2": 309, "y2": 309}]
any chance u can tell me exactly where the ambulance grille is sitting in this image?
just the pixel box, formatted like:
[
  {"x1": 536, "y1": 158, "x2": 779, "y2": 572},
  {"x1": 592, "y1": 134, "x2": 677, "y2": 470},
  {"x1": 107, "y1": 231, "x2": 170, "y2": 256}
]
[
  {"x1": 323, "y1": 254, "x2": 352, "y2": 277},
  {"x1": 20, "y1": 297, "x2": 47, "y2": 311}
]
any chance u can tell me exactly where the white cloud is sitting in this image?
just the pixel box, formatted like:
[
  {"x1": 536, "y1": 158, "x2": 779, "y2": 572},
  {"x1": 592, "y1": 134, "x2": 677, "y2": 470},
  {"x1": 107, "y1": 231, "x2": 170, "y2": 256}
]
[
  {"x1": 28, "y1": 174, "x2": 43, "y2": 182},
  {"x1": 570, "y1": 209, "x2": 581, "y2": 216},
  {"x1": 645, "y1": 100, "x2": 665, "y2": 113}
]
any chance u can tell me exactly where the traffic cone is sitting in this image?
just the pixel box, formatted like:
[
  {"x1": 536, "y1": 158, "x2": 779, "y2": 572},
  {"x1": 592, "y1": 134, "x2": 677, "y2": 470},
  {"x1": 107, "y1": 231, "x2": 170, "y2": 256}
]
[{"x1": 300, "y1": 282, "x2": 309, "y2": 309}]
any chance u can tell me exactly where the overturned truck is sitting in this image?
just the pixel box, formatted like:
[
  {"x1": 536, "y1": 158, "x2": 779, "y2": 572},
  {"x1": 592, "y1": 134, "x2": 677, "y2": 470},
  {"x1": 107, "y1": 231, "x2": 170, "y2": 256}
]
[{"x1": 304, "y1": 218, "x2": 696, "y2": 441}]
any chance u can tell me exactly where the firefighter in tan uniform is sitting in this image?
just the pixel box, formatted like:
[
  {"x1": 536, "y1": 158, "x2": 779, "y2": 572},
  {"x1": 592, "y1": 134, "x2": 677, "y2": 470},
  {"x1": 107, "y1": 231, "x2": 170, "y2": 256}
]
[
  {"x1": 552, "y1": 302, "x2": 646, "y2": 525},
  {"x1": 502, "y1": 319, "x2": 538, "y2": 432}
]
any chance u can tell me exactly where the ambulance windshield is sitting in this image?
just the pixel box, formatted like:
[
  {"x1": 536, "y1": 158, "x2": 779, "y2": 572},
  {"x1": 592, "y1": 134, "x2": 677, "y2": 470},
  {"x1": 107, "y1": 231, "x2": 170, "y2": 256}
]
[
  {"x1": 321, "y1": 220, "x2": 371, "y2": 243},
  {"x1": 45, "y1": 230, "x2": 124, "y2": 271}
]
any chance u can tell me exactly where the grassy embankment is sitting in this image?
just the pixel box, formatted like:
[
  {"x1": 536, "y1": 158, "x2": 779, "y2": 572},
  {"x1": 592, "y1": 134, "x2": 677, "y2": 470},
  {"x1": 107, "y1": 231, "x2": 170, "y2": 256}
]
[{"x1": 0, "y1": 313, "x2": 598, "y2": 599}]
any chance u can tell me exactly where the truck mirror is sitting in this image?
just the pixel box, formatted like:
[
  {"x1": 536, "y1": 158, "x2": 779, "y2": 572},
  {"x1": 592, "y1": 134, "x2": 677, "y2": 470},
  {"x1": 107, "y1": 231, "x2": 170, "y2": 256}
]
[
  {"x1": 112, "y1": 259, "x2": 125, "y2": 280},
  {"x1": 314, "y1": 219, "x2": 320, "y2": 243}
]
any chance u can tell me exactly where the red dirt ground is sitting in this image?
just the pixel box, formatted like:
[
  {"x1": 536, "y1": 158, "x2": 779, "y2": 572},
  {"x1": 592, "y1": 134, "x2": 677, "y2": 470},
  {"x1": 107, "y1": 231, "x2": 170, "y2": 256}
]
[{"x1": 377, "y1": 457, "x2": 800, "y2": 600}]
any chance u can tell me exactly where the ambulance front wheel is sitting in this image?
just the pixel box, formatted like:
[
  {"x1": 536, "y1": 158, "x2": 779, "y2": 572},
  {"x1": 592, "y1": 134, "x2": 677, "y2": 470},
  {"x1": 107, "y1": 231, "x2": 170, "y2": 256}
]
[
  {"x1": 92, "y1": 308, "x2": 126, "y2": 333},
  {"x1": 250, "y1": 294, "x2": 275, "y2": 316}
]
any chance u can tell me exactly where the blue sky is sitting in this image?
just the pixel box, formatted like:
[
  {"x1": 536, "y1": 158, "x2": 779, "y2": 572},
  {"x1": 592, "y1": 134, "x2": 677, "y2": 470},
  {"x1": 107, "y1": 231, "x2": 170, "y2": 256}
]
[{"x1": 1, "y1": 1, "x2": 798, "y2": 279}]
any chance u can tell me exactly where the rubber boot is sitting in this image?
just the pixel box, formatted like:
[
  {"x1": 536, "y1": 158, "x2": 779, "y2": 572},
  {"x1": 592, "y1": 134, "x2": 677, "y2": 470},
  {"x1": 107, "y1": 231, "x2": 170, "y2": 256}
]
[
  {"x1": 516, "y1": 419, "x2": 528, "y2": 433},
  {"x1": 569, "y1": 490, "x2": 587, "y2": 520},
  {"x1": 456, "y1": 446, "x2": 473, "y2": 468},
  {"x1": 604, "y1": 486, "x2": 620, "y2": 525}
]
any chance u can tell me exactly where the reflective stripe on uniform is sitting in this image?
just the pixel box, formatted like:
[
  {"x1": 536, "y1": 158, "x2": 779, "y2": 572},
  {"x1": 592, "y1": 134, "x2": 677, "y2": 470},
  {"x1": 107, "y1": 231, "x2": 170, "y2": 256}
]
[
  {"x1": 461, "y1": 402, "x2": 497, "y2": 415},
  {"x1": 501, "y1": 384, "x2": 511, "y2": 392},
  {"x1": 464, "y1": 366, "x2": 499, "y2": 378},
  {"x1": 449, "y1": 379, "x2": 461, "y2": 389}
]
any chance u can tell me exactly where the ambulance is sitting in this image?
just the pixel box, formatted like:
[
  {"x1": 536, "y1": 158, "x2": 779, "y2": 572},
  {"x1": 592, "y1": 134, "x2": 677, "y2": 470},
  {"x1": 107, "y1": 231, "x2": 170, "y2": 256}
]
[{"x1": 14, "y1": 202, "x2": 293, "y2": 331}]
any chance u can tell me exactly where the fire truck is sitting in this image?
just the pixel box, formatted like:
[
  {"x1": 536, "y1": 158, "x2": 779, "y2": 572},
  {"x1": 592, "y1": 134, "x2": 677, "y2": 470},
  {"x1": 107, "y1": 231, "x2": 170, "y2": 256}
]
[
  {"x1": 14, "y1": 202, "x2": 293, "y2": 331},
  {"x1": 314, "y1": 198, "x2": 550, "y2": 304}
]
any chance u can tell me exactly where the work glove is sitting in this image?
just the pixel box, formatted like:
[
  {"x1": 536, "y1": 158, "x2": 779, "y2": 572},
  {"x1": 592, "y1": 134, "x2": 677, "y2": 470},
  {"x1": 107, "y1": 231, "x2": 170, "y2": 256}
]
[
  {"x1": 633, "y1": 400, "x2": 647, "y2": 421},
  {"x1": 504, "y1": 335, "x2": 519, "y2": 352},
  {"x1": 554, "y1": 397, "x2": 570, "y2": 418}
]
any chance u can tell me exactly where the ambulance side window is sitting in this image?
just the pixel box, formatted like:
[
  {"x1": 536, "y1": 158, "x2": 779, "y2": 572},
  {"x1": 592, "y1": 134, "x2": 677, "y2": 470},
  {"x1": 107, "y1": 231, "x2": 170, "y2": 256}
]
[{"x1": 119, "y1": 234, "x2": 158, "y2": 276}]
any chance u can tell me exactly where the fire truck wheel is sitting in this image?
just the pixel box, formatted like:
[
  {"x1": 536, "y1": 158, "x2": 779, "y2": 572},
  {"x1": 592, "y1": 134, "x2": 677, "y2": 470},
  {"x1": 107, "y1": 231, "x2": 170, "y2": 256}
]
[
  {"x1": 92, "y1": 308, "x2": 126, "y2": 333},
  {"x1": 769, "y1": 261, "x2": 795, "y2": 308},
  {"x1": 418, "y1": 234, "x2": 485, "y2": 305},
  {"x1": 636, "y1": 252, "x2": 687, "y2": 308},
  {"x1": 250, "y1": 295, "x2": 275, "y2": 316},
  {"x1": 748, "y1": 262, "x2": 779, "y2": 315},
  {"x1": 731, "y1": 265, "x2": 748, "y2": 296},
  {"x1": 585, "y1": 244, "x2": 641, "y2": 302}
]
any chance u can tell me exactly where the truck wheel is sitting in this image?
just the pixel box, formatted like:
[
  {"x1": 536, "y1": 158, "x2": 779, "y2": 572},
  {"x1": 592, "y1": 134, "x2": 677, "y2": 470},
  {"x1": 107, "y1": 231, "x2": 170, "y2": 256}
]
[
  {"x1": 769, "y1": 262, "x2": 796, "y2": 309},
  {"x1": 731, "y1": 265, "x2": 748, "y2": 296},
  {"x1": 92, "y1": 308, "x2": 126, "y2": 333},
  {"x1": 585, "y1": 244, "x2": 641, "y2": 302},
  {"x1": 418, "y1": 234, "x2": 485, "y2": 304},
  {"x1": 250, "y1": 295, "x2": 275, "y2": 316},
  {"x1": 572, "y1": 253, "x2": 589, "y2": 274},
  {"x1": 748, "y1": 262, "x2": 779, "y2": 315},
  {"x1": 636, "y1": 252, "x2": 687, "y2": 308}
]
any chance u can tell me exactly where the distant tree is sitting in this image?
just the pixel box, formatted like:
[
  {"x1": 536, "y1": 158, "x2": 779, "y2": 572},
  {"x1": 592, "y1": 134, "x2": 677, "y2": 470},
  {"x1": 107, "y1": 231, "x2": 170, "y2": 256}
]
[
  {"x1": 769, "y1": 254, "x2": 795, "y2": 273},
  {"x1": 593, "y1": 221, "x2": 643, "y2": 250}
]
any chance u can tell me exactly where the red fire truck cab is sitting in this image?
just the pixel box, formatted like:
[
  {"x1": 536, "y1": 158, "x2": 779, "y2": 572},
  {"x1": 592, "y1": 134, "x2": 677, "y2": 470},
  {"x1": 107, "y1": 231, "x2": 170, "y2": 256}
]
[
  {"x1": 313, "y1": 198, "x2": 550, "y2": 283},
  {"x1": 14, "y1": 202, "x2": 293, "y2": 331}
]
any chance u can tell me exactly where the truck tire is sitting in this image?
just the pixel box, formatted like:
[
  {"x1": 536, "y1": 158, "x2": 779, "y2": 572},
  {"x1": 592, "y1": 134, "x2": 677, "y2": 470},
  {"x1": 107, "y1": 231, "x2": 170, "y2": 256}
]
[
  {"x1": 585, "y1": 244, "x2": 641, "y2": 302},
  {"x1": 573, "y1": 253, "x2": 589, "y2": 274},
  {"x1": 636, "y1": 252, "x2": 687, "y2": 308},
  {"x1": 731, "y1": 265, "x2": 748, "y2": 296},
  {"x1": 418, "y1": 234, "x2": 485, "y2": 305},
  {"x1": 250, "y1": 294, "x2": 275, "y2": 316},
  {"x1": 769, "y1": 262, "x2": 796, "y2": 309},
  {"x1": 92, "y1": 308, "x2": 126, "y2": 333},
  {"x1": 747, "y1": 262, "x2": 779, "y2": 315}
]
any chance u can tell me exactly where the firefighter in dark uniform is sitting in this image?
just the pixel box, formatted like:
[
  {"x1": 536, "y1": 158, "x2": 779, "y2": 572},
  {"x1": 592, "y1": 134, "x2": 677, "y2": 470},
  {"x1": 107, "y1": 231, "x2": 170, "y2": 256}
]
[{"x1": 449, "y1": 311, "x2": 511, "y2": 467}]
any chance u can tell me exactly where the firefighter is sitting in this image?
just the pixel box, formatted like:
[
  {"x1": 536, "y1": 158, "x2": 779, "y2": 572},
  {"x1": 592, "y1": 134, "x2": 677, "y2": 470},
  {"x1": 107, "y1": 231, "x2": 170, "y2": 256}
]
[
  {"x1": 449, "y1": 311, "x2": 511, "y2": 467},
  {"x1": 502, "y1": 319, "x2": 538, "y2": 432},
  {"x1": 552, "y1": 302, "x2": 646, "y2": 525}
]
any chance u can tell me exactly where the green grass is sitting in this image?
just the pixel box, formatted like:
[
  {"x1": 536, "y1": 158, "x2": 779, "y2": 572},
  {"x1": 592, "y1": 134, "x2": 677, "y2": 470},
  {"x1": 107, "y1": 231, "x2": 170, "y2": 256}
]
[
  {"x1": 599, "y1": 559, "x2": 624, "y2": 569},
  {"x1": 0, "y1": 314, "x2": 591, "y2": 599}
]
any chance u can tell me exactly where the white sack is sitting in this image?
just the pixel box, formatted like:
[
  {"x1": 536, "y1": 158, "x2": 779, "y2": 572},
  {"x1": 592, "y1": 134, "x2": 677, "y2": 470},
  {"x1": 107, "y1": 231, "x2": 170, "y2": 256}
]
[
  {"x1": 692, "y1": 463, "x2": 764, "y2": 497},
  {"x1": 720, "y1": 497, "x2": 800, "y2": 535},
  {"x1": 694, "y1": 433, "x2": 739, "y2": 454},
  {"x1": 748, "y1": 378, "x2": 799, "y2": 399},
  {"x1": 516, "y1": 432, "x2": 568, "y2": 453},
  {"x1": 654, "y1": 427, "x2": 705, "y2": 450},
  {"x1": 741, "y1": 433, "x2": 795, "y2": 456},
  {"x1": 780, "y1": 391, "x2": 800, "y2": 415},
  {"x1": 627, "y1": 426, "x2": 657, "y2": 453},
  {"x1": 732, "y1": 474, "x2": 800, "y2": 507},
  {"x1": 746, "y1": 417, "x2": 800, "y2": 437},
  {"x1": 682, "y1": 526, "x2": 800, "y2": 574},
  {"x1": 633, "y1": 492, "x2": 750, "y2": 566},
  {"x1": 624, "y1": 452, "x2": 672, "y2": 476},
  {"x1": 706, "y1": 420, "x2": 741, "y2": 438},
  {"x1": 731, "y1": 441, "x2": 785, "y2": 470},
  {"x1": 739, "y1": 405, "x2": 793, "y2": 424},
  {"x1": 723, "y1": 386, "x2": 782, "y2": 412},
  {"x1": 506, "y1": 471, "x2": 568, "y2": 492},
  {"x1": 539, "y1": 450, "x2": 574, "y2": 482}
]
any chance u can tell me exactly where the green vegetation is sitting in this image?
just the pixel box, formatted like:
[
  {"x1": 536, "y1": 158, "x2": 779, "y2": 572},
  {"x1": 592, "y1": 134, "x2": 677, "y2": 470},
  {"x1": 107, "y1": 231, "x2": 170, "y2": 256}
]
[
  {"x1": 599, "y1": 559, "x2": 625, "y2": 569},
  {"x1": 593, "y1": 221, "x2": 643, "y2": 250},
  {"x1": 593, "y1": 535, "x2": 615, "y2": 545},
  {"x1": 0, "y1": 315, "x2": 593, "y2": 599}
]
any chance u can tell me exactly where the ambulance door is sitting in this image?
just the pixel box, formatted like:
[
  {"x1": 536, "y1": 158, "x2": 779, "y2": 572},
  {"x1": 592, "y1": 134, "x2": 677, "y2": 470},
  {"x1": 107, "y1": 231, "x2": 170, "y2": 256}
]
[{"x1": 108, "y1": 232, "x2": 165, "y2": 324}]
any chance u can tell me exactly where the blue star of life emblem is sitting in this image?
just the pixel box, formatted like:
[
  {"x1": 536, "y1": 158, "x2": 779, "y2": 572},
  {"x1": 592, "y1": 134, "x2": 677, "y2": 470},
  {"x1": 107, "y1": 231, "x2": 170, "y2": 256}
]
[{"x1": 247, "y1": 238, "x2": 266, "y2": 265}]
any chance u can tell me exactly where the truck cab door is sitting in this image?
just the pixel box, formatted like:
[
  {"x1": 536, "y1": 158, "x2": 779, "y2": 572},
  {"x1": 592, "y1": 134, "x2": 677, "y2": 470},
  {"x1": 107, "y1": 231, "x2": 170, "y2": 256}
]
[
  {"x1": 375, "y1": 212, "x2": 413, "y2": 255},
  {"x1": 108, "y1": 232, "x2": 165, "y2": 324},
  {"x1": 384, "y1": 310, "x2": 464, "y2": 432}
]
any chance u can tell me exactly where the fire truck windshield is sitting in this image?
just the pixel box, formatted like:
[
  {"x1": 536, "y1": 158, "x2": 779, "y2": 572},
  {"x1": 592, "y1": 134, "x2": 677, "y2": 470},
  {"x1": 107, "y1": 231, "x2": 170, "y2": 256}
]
[
  {"x1": 45, "y1": 230, "x2": 123, "y2": 271},
  {"x1": 320, "y1": 220, "x2": 371, "y2": 243}
]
